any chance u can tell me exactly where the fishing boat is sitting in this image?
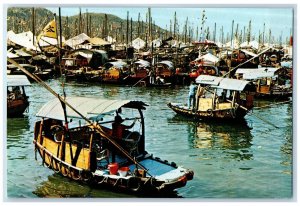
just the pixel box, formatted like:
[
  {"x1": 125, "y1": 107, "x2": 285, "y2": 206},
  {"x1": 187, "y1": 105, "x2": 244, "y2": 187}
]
[
  {"x1": 101, "y1": 61, "x2": 129, "y2": 84},
  {"x1": 7, "y1": 75, "x2": 31, "y2": 117},
  {"x1": 235, "y1": 67, "x2": 292, "y2": 100},
  {"x1": 33, "y1": 97, "x2": 194, "y2": 193},
  {"x1": 168, "y1": 75, "x2": 256, "y2": 121}
]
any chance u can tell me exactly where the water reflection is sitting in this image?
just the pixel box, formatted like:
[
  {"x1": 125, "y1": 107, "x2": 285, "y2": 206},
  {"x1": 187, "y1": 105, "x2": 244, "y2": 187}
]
[
  {"x1": 7, "y1": 117, "x2": 30, "y2": 147},
  {"x1": 279, "y1": 103, "x2": 292, "y2": 175},
  {"x1": 33, "y1": 174, "x2": 180, "y2": 198},
  {"x1": 169, "y1": 115, "x2": 253, "y2": 161}
]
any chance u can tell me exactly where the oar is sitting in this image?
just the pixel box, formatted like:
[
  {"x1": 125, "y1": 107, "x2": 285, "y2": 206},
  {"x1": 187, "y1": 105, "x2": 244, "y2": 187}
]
[
  {"x1": 226, "y1": 99, "x2": 279, "y2": 129},
  {"x1": 222, "y1": 47, "x2": 272, "y2": 78},
  {"x1": 7, "y1": 58, "x2": 152, "y2": 176},
  {"x1": 131, "y1": 75, "x2": 148, "y2": 87}
]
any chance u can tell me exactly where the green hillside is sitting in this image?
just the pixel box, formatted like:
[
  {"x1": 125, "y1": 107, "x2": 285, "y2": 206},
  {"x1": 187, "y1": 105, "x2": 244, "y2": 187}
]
[{"x1": 7, "y1": 7, "x2": 169, "y2": 42}]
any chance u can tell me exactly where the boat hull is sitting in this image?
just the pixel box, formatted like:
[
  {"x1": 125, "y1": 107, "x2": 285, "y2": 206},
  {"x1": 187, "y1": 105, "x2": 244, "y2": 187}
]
[
  {"x1": 7, "y1": 98, "x2": 29, "y2": 117},
  {"x1": 33, "y1": 137, "x2": 193, "y2": 194},
  {"x1": 167, "y1": 103, "x2": 249, "y2": 121}
]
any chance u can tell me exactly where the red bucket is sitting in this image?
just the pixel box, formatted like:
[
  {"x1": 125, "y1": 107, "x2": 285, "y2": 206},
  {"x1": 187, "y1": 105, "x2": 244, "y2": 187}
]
[
  {"x1": 118, "y1": 167, "x2": 130, "y2": 177},
  {"x1": 108, "y1": 163, "x2": 119, "y2": 175}
]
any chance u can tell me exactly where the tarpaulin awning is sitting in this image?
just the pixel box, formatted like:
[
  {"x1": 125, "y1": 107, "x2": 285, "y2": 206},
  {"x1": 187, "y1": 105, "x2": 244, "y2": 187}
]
[
  {"x1": 7, "y1": 31, "x2": 41, "y2": 52},
  {"x1": 196, "y1": 75, "x2": 250, "y2": 91},
  {"x1": 131, "y1": 38, "x2": 146, "y2": 50},
  {"x1": 7, "y1": 51, "x2": 19, "y2": 58},
  {"x1": 88, "y1": 37, "x2": 111, "y2": 46},
  {"x1": 65, "y1": 33, "x2": 90, "y2": 49},
  {"x1": 240, "y1": 49, "x2": 258, "y2": 57},
  {"x1": 196, "y1": 53, "x2": 220, "y2": 63},
  {"x1": 134, "y1": 59, "x2": 150, "y2": 67},
  {"x1": 7, "y1": 75, "x2": 31, "y2": 87},
  {"x1": 36, "y1": 96, "x2": 147, "y2": 121},
  {"x1": 157, "y1": 61, "x2": 174, "y2": 70},
  {"x1": 236, "y1": 67, "x2": 280, "y2": 80}
]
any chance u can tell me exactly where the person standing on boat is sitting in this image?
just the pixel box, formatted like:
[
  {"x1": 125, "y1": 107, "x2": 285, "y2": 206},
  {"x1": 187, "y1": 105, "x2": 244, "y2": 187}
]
[
  {"x1": 188, "y1": 81, "x2": 198, "y2": 109},
  {"x1": 149, "y1": 70, "x2": 155, "y2": 84}
]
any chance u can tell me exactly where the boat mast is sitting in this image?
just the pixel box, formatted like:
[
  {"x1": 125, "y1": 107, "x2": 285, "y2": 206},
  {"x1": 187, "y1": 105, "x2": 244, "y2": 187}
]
[{"x1": 32, "y1": 7, "x2": 35, "y2": 48}]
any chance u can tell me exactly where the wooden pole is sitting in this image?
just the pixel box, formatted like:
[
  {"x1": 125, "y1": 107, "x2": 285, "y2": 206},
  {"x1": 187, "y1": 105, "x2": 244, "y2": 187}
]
[
  {"x1": 138, "y1": 12, "x2": 140, "y2": 37},
  {"x1": 86, "y1": 9, "x2": 88, "y2": 35},
  {"x1": 173, "y1": 11, "x2": 176, "y2": 39},
  {"x1": 32, "y1": 7, "x2": 35, "y2": 47},
  {"x1": 105, "y1": 14, "x2": 108, "y2": 38},
  {"x1": 126, "y1": 11, "x2": 129, "y2": 48},
  {"x1": 89, "y1": 15, "x2": 92, "y2": 37},
  {"x1": 59, "y1": 8, "x2": 63, "y2": 49},
  {"x1": 130, "y1": 17, "x2": 133, "y2": 43},
  {"x1": 148, "y1": 8, "x2": 151, "y2": 43},
  {"x1": 79, "y1": 8, "x2": 82, "y2": 34},
  {"x1": 213, "y1": 22, "x2": 216, "y2": 42},
  {"x1": 231, "y1": 20, "x2": 234, "y2": 49},
  {"x1": 262, "y1": 23, "x2": 265, "y2": 46}
]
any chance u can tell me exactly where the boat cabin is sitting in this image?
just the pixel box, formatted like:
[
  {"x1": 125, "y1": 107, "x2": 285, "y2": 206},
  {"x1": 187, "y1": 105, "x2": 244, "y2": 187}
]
[
  {"x1": 155, "y1": 60, "x2": 174, "y2": 78},
  {"x1": 7, "y1": 75, "x2": 31, "y2": 117},
  {"x1": 195, "y1": 75, "x2": 255, "y2": 112},
  {"x1": 102, "y1": 61, "x2": 128, "y2": 82},
  {"x1": 235, "y1": 67, "x2": 292, "y2": 99}
]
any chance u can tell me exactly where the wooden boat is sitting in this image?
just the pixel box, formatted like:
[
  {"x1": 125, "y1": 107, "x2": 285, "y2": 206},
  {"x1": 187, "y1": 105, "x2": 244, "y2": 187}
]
[
  {"x1": 168, "y1": 75, "x2": 256, "y2": 121},
  {"x1": 154, "y1": 60, "x2": 175, "y2": 83},
  {"x1": 235, "y1": 67, "x2": 292, "y2": 100},
  {"x1": 7, "y1": 75, "x2": 31, "y2": 117},
  {"x1": 33, "y1": 97, "x2": 194, "y2": 193},
  {"x1": 101, "y1": 61, "x2": 129, "y2": 84},
  {"x1": 147, "y1": 82, "x2": 172, "y2": 88}
]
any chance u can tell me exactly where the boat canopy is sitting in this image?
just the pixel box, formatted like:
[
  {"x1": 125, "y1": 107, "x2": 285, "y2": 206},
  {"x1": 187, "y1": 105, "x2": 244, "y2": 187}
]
[
  {"x1": 236, "y1": 67, "x2": 279, "y2": 80},
  {"x1": 36, "y1": 97, "x2": 147, "y2": 121},
  {"x1": 196, "y1": 75, "x2": 250, "y2": 91},
  {"x1": 157, "y1": 61, "x2": 174, "y2": 70},
  {"x1": 103, "y1": 61, "x2": 127, "y2": 70},
  {"x1": 134, "y1": 59, "x2": 150, "y2": 67},
  {"x1": 7, "y1": 75, "x2": 31, "y2": 87}
]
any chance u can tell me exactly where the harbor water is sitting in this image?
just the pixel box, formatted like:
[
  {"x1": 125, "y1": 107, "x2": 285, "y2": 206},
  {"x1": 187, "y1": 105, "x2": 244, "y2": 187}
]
[{"x1": 6, "y1": 79, "x2": 293, "y2": 199}]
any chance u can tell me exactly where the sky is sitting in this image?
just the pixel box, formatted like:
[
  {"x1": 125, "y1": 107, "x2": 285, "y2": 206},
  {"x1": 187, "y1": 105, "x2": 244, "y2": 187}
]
[{"x1": 46, "y1": 6, "x2": 294, "y2": 43}]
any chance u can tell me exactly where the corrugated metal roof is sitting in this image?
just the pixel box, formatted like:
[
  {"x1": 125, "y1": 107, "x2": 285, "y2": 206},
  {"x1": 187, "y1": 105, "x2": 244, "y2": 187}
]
[
  {"x1": 36, "y1": 97, "x2": 147, "y2": 121},
  {"x1": 196, "y1": 75, "x2": 250, "y2": 91},
  {"x1": 7, "y1": 75, "x2": 31, "y2": 86}
]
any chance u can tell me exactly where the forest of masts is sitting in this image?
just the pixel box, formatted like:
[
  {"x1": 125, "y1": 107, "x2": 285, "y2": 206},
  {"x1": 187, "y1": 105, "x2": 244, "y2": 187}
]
[{"x1": 9, "y1": 7, "x2": 292, "y2": 48}]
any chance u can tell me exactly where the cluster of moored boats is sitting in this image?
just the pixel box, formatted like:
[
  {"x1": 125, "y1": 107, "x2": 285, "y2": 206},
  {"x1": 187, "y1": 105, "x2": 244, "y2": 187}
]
[{"x1": 7, "y1": 28, "x2": 293, "y2": 195}]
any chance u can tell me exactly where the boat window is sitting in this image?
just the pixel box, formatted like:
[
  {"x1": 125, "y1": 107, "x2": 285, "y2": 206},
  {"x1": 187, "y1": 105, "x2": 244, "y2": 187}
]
[{"x1": 260, "y1": 78, "x2": 267, "y2": 86}]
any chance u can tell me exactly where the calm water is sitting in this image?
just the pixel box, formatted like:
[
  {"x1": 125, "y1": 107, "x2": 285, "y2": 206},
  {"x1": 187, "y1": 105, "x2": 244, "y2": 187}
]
[{"x1": 6, "y1": 79, "x2": 293, "y2": 199}]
